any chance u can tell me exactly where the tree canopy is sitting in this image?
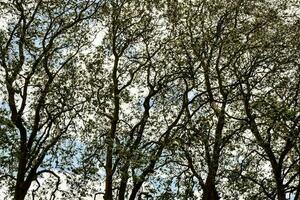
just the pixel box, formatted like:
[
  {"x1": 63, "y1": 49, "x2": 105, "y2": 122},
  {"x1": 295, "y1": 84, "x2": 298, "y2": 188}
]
[{"x1": 0, "y1": 0, "x2": 299, "y2": 200}]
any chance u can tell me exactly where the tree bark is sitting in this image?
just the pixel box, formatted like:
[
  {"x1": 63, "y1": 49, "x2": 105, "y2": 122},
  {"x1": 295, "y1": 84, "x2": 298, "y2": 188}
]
[
  {"x1": 202, "y1": 179, "x2": 219, "y2": 200},
  {"x1": 276, "y1": 188, "x2": 286, "y2": 200},
  {"x1": 104, "y1": 47, "x2": 120, "y2": 200},
  {"x1": 129, "y1": 182, "x2": 143, "y2": 200},
  {"x1": 104, "y1": 144, "x2": 113, "y2": 200},
  {"x1": 274, "y1": 173, "x2": 286, "y2": 200},
  {"x1": 118, "y1": 162, "x2": 130, "y2": 200},
  {"x1": 14, "y1": 181, "x2": 31, "y2": 200}
]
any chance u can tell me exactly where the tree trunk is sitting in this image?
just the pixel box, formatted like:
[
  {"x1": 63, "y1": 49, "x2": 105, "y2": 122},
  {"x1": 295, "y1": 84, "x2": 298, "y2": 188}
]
[
  {"x1": 276, "y1": 188, "x2": 286, "y2": 200},
  {"x1": 202, "y1": 180, "x2": 219, "y2": 200},
  {"x1": 118, "y1": 164, "x2": 129, "y2": 200},
  {"x1": 273, "y1": 167, "x2": 286, "y2": 200},
  {"x1": 104, "y1": 144, "x2": 113, "y2": 200},
  {"x1": 14, "y1": 181, "x2": 30, "y2": 200},
  {"x1": 14, "y1": 123, "x2": 30, "y2": 200},
  {"x1": 118, "y1": 178, "x2": 128, "y2": 200},
  {"x1": 275, "y1": 179, "x2": 286, "y2": 200},
  {"x1": 129, "y1": 182, "x2": 143, "y2": 200}
]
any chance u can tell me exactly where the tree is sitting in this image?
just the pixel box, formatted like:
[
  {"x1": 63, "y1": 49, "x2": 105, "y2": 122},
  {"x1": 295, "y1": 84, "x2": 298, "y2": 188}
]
[
  {"x1": 235, "y1": 14, "x2": 300, "y2": 199},
  {"x1": 227, "y1": 1, "x2": 300, "y2": 199},
  {"x1": 82, "y1": 1, "x2": 194, "y2": 199},
  {"x1": 158, "y1": 1, "x2": 253, "y2": 199},
  {"x1": 0, "y1": 1, "x2": 102, "y2": 199},
  {"x1": 0, "y1": 0, "x2": 299, "y2": 199}
]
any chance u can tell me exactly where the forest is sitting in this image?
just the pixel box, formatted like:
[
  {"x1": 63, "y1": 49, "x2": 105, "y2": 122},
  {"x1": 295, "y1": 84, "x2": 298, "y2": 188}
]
[{"x1": 0, "y1": 0, "x2": 299, "y2": 199}]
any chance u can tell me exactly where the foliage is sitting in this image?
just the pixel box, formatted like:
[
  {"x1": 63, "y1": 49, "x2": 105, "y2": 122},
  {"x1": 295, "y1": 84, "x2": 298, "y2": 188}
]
[{"x1": 0, "y1": 0, "x2": 299, "y2": 200}]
